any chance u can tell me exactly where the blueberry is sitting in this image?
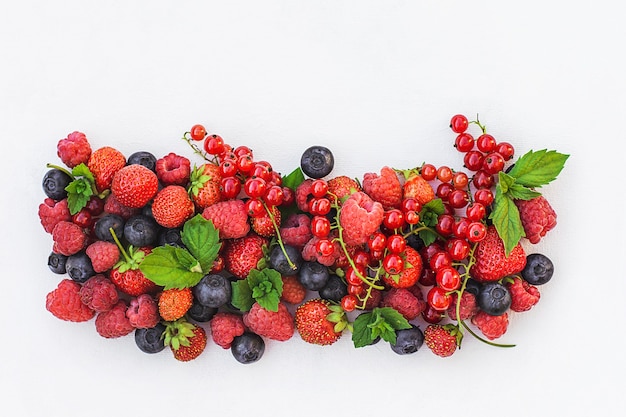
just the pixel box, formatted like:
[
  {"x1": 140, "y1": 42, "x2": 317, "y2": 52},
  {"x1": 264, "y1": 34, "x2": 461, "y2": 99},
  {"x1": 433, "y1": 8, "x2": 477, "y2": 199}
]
[
  {"x1": 390, "y1": 325, "x2": 424, "y2": 355},
  {"x1": 48, "y1": 252, "x2": 68, "y2": 274},
  {"x1": 406, "y1": 233, "x2": 425, "y2": 252},
  {"x1": 477, "y1": 282, "x2": 511, "y2": 316},
  {"x1": 135, "y1": 323, "x2": 167, "y2": 354},
  {"x1": 142, "y1": 202, "x2": 154, "y2": 219},
  {"x1": 65, "y1": 251, "x2": 95, "y2": 283},
  {"x1": 464, "y1": 278, "x2": 482, "y2": 296},
  {"x1": 187, "y1": 301, "x2": 218, "y2": 323},
  {"x1": 42, "y1": 169, "x2": 72, "y2": 201},
  {"x1": 127, "y1": 151, "x2": 157, "y2": 172},
  {"x1": 268, "y1": 244, "x2": 302, "y2": 276},
  {"x1": 319, "y1": 274, "x2": 348, "y2": 302},
  {"x1": 521, "y1": 253, "x2": 554, "y2": 285},
  {"x1": 94, "y1": 214, "x2": 125, "y2": 242},
  {"x1": 158, "y1": 227, "x2": 185, "y2": 248},
  {"x1": 298, "y1": 261, "x2": 330, "y2": 291},
  {"x1": 231, "y1": 332, "x2": 265, "y2": 364},
  {"x1": 300, "y1": 145, "x2": 334, "y2": 179},
  {"x1": 124, "y1": 215, "x2": 160, "y2": 247},
  {"x1": 193, "y1": 274, "x2": 232, "y2": 308}
]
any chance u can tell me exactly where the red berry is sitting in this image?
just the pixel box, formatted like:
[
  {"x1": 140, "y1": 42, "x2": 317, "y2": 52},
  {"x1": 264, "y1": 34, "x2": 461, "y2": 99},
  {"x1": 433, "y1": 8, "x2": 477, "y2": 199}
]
[
  {"x1": 466, "y1": 221, "x2": 487, "y2": 242},
  {"x1": 435, "y1": 266, "x2": 461, "y2": 291},
  {"x1": 436, "y1": 182, "x2": 454, "y2": 200},
  {"x1": 315, "y1": 238, "x2": 335, "y2": 257},
  {"x1": 383, "y1": 253, "x2": 404, "y2": 275},
  {"x1": 445, "y1": 238, "x2": 470, "y2": 261},
  {"x1": 463, "y1": 150, "x2": 484, "y2": 171},
  {"x1": 436, "y1": 166, "x2": 453, "y2": 183},
  {"x1": 454, "y1": 132, "x2": 474, "y2": 152},
  {"x1": 405, "y1": 211, "x2": 420, "y2": 225},
  {"x1": 422, "y1": 304, "x2": 444, "y2": 323},
  {"x1": 452, "y1": 171, "x2": 469, "y2": 189},
  {"x1": 435, "y1": 214, "x2": 455, "y2": 236},
  {"x1": 420, "y1": 164, "x2": 437, "y2": 181},
  {"x1": 234, "y1": 145, "x2": 253, "y2": 158},
  {"x1": 345, "y1": 265, "x2": 366, "y2": 286},
  {"x1": 308, "y1": 197, "x2": 331, "y2": 216},
  {"x1": 190, "y1": 124, "x2": 207, "y2": 141},
  {"x1": 429, "y1": 250, "x2": 452, "y2": 271},
  {"x1": 472, "y1": 170, "x2": 495, "y2": 189},
  {"x1": 495, "y1": 142, "x2": 515, "y2": 160},
  {"x1": 244, "y1": 177, "x2": 267, "y2": 198},
  {"x1": 427, "y1": 286, "x2": 451, "y2": 311},
  {"x1": 310, "y1": 216, "x2": 331, "y2": 238},
  {"x1": 352, "y1": 250, "x2": 371, "y2": 267},
  {"x1": 386, "y1": 234, "x2": 407, "y2": 254},
  {"x1": 310, "y1": 179, "x2": 328, "y2": 198},
  {"x1": 244, "y1": 198, "x2": 265, "y2": 218},
  {"x1": 236, "y1": 154, "x2": 255, "y2": 174},
  {"x1": 367, "y1": 232, "x2": 387, "y2": 252},
  {"x1": 263, "y1": 185, "x2": 284, "y2": 206},
  {"x1": 450, "y1": 114, "x2": 469, "y2": 133},
  {"x1": 341, "y1": 294, "x2": 358, "y2": 312},
  {"x1": 219, "y1": 159, "x2": 238, "y2": 178},
  {"x1": 281, "y1": 187, "x2": 295, "y2": 206},
  {"x1": 474, "y1": 188, "x2": 494, "y2": 206},
  {"x1": 466, "y1": 202, "x2": 487, "y2": 221},
  {"x1": 383, "y1": 209, "x2": 405, "y2": 230},
  {"x1": 482, "y1": 152, "x2": 505, "y2": 175},
  {"x1": 401, "y1": 197, "x2": 421, "y2": 213},
  {"x1": 220, "y1": 176, "x2": 241, "y2": 199},
  {"x1": 204, "y1": 134, "x2": 225, "y2": 155},
  {"x1": 448, "y1": 189, "x2": 469, "y2": 209},
  {"x1": 453, "y1": 217, "x2": 470, "y2": 238},
  {"x1": 476, "y1": 134, "x2": 497, "y2": 153}
]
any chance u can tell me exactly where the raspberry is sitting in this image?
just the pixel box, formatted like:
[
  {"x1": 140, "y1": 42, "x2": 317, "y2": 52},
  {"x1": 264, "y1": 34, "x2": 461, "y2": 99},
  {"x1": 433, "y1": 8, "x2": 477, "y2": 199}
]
[
  {"x1": 380, "y1": 288, "x2": 426, "y2": 320},
  {"x1": 103, "y1": 193, "x2": 140, "y2": 219},
  {"x1": 79, "y1": 274, "x2": 119, "y2": 312},
  {"x1": 515, "y1": 195, "x2": 557, "y2": 244},
  {"x1": 279, "y1": 213, "x2": 312, "y2": 249},
  {"x1": 362, "y1": 166, "x2": 403, "y2": 209},
  {"x1": 301, "y1": 235, "x2": 341, "y2": 267},
  {"x1": 339, "y1": 191, "x2": 384, "y2": 246},
  {"x1": 202, "y1": 199, "x2": 250, "y2": 239},
  {"x1": 243, "y1": 302, "x2": 295, "y2": 341},
  {"x1": 507, "y1": 276, "x2": 541, "y2": 312},
  {"x1": 46, "y1": 279, "x2": 95, "y2": 322},
  {"x1": 57, "y1": 131, "x2": 92, "y2": 168},
  {"x1": 85, "y1": 240, "x2": 119, "y2": 273},
  {"x1": 209, "y1": 312, "x2": 246, "y2": 349},
  {"x1": 446, "y1": 291, "x2": 479, "y2": 321},
  {"x1": 471, "y1": 310, "x2": 509, "y2": 340},
  {"x1": 95, "y1": 301, "x2": 135, "y2": 338},
  {"x1": 38, "y1": 198, "x2": 71, "y2": 233},
  {"x1": 126, "y1": 294, "x2": 160, "y2": 329},
  {"x1": 295, "y1": 179, "x2": 314, "y2": 212},
  {"x1": 281, "y1": 275, "x2": 307, "y2": 304},
  {"x1": 52, "y1": 221, "x2": 86, "y2": 256},
  {"x1": 155, "y1": 152, "x2": 191, "y2": 186}
]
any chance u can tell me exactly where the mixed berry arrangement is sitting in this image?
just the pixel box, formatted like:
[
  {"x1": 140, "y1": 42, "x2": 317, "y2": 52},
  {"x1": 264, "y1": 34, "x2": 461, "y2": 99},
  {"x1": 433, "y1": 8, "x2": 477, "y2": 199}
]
[{"x1": 39, "y1": 114, "x2": 568, "y2": 362}]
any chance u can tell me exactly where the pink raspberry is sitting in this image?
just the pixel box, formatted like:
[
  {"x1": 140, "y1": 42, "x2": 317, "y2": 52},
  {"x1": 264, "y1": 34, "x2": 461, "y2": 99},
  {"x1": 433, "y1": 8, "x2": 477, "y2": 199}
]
[
  {"x1": 79, "y1": 274, "x2": 119, "y2": 312},
  {"x1": 52, "y1": 221, "x2": 86, "y2": 256},
  {"x1": 301, "y1": 235, "x2": 341, "y2": 266},
  {"x1": 446, "y1": 291, "x2": 479, "y2": 321},
  {"x1": 57, "y1": 131, "x2": 92, "y2": 168},
  {"x1": 210, "y1": 312, "x2": 246, "y2": 349},
  {"x1": 46, "y1": 279, "x2": 95, "y2": 322},
  {"x1": 381, "y1": 288, "x2": 426, "y2": 320},
  {"x1": 38, "y1": 198, "x2": 71, "y2": 233},
  {"x1": 202, "y1": 199, "x2": 250, "y2": 239},
  {"x1": 295, "y1": 179, "x2": 314, "y2": 212},
  {"x1": 85, "y1": 240, "x2": 120, "y2": 273},
  {"x1": 126, "y1": 294, "x2": 160, "y2": 329},
  {"x1": 507, "y1": 276, "x2": 541, "y2": 312},
  {"x1": 103, "y1": 193, "x2": 140, "y2": 219},
  {"x1": 95, "y1": 301, "x2": 135, "y2": 338},
  {"x1": 243, "y1": 302, "x2": 295, "y2": 341},
  {"x1": 362, "y1": 166, "x2": 403, "y2": 209},
  {"x1": 471, "y1": 311, "x2": 509, "y2": 340},
  {"x1": 155, "y1": 152, "x2": 191, "y2": 186},
  {"x1": 515, "y1": 195, "x2": 557, "y2": 244},
  {"x1": 279, "y1": 213, "x2": 312, "y2": 249},
  {"x1": 339, "y1": 191, "x2": 384, "y2": 246}
]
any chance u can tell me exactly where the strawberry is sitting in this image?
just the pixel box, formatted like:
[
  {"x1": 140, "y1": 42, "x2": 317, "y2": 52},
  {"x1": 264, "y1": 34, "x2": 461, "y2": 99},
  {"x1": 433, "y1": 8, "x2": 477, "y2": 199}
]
[
  {"x1": 402, "y1": 171, "x2": 435, "y2": 205},
  {"x1": 470, "y1": 225, "x2": 526, "y2": 282},
  {"x1": 327, "y1": 175, "x2": 360, "y2": 205},
  {"x1": 382, "y1": 246, "x2": 423, "y2": 288},
  {"x1": 163, "y1": 319, "x2": 207, "y2": 362},
  {"x1": 110, "y1": 164, "x2": 159, "y2": 208},
  {"x1": 223, "y1": 234, "x2": 268, "y2": 279},
  {"x1": 109, "y1": 246, "x2": 159, "y2": 296},
  {"x1": 188, "y1": 163, "x2": 222, "y2": 209},
  {"x1": 295, "y1": 298, "x2": 342, "y2": 345},
  {"x1": 250, "y1": 205, "x2": 280, "y2": 237},
  {"x1": 87, "y1": 146, "x2": 127, "y2": 192},
  {"x1": 158, "y1": 287, "x2": 193, "y2": 321},
  {"x1": 151, "y1": 185, "x2": 195, "y2": 228},
  {"x1": 424, "y1": 324, "x2": 461, "y2": 357}
]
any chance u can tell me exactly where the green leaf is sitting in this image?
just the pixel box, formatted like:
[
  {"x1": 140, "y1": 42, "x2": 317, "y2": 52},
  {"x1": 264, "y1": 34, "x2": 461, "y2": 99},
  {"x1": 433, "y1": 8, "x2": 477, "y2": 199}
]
[
  {"x1": 506, "y1": 183, "x2": 541, "y2": 201},
  {"x1": 181, "y1": 215, "x2": 221, "y2": 273},
  {"x1": 352, "y1": 312, "x2": 375, "y2": 348},
  {"x1": 139, "y1": 246, "x2": 204, "y2": 290},
  {"x1": 247, "y1": 268, "x2": 283, "y2": 312},
  {"x1": 378, "y1": 307, "x2": 412, "y2": 330},
  {"x1": 231, "y1": 280, "x2": 254, "y2": 312},
  {"x1": 489, "y1": 190, "x2": 525, "y2": 256},
  {"x1": 507, "y1": 149, "x2": 569, "y2": 188},
  {"x1": 351, "y1": 307, "x2": 411, "y2": 348},
  {"x1": 497, "y1": 171, "x2": 516, "y2": 194},
  {"x1": 282, "y1": 167, "x2": 305, "y2": 190},
  {"x1": 66, "y1": 185, "x2": 92, "y2": 215},
  {"x1": 71, "y1": 163, "x2": 94, "y2": 181},
  {"x1": 419, "y1": 198, "x2": 445, "y2": 227},
  {"x1": 64, "y1": 163, "x2": 96, "y2": 215}
]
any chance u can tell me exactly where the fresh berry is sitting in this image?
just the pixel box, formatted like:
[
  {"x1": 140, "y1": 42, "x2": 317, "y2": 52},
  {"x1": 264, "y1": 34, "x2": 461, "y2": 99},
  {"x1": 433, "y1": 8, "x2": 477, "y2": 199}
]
[
  {"x1": 515, "y1": 195, "x2": 557, "y2": 244},
  {"x1": 158, "y1": 287, "x2": 193, "y2": 322},
  {"x1": 471, "y1": 310, "x2": 509, "y2": 340},
  {"x1": 362, "y1": 166, "x2": 403, "y2": 209},
  {"x1": 46, "y1": 279, "x2": 95, "y2": 322},
  {"x1": 294, "y1": 298, "x2": 341, "y2": 346},
  {"x1": 109, "y1": 245, "x2": 159, "y2": 297},
  {"x1": 189, "y1": 163, "x2": 222, "y2": 209},
  {"x1": 158, "y1": 227, "x2": 184, "y2": 248},
  {"x1": 94, "y1": 213, "x2": 125, "y2": 242},
  {"x1": 126, "y1": 294, "x2": 160, "y2": 328},
  {"x1": 507, "y1": 276, "x2": 540, "y2": 312},
  {"x1": 152, "y1": 185, "x2": 195, "y2": 228},
  {"x1": 123, "y1": 214, "x2": 160, "y2": 247},
  {"x1": 48, "y1": 252, "x2": 68, "y2": 274},
  {"x1": 521, "y1": 253, "x2": 554, "y2": 285},
  {"x1": 51, "y1": 221, "x2": 86, "y2": 256},
  {"x1": 231, "y1": 332, "x2": 265, "y2": 364},
  {"x1": 57, "y1": 131, "x2": 92, "y2": 168},
  {"x1": 301, "y1": 235, "x2": 341, "y2": 267},
  {"x1": 103, "y1": 193, "x2": 140, "y2": 219},
  {"x1": 223, "y1": 234, "x2": 268, "y2": 279},
  {"x1": 390, "y1": 324, "x2": 424, "y2": 355},
  {"x1": 424, "y1": 324, "x2": 459, "y2": 357},
  {"x1": 79, "y1": 274, "x2": 119, "y2": 312},
  {"x1": 210, "y1": 312, "x2": 246, "y2": 349},
  {"x1": 339, "y1": 191, "x2": 384, "y2": 246},
  {"x1": 155, "y1": 152, "x2": 191, "y2": 186},
  {"x1": 470, "y1": 225, "x2": 526, "y2": 282},
  {"x1": 202, "y1": 199, "x2": 250, "y2": 239},
  {"x1": 251, "y1": 205, "x2": 281, "y2": 237},
  {"x1": 243, "y1": 302, "x2": 295, "y2": 341},
  {"x1": 163, "y1": 320, "x2": 207, "y2": 362},
  {"x1": 193, "y1": 274, "x2": 232, "y2": 308},
  {"x1": 327, "y1": 175, "x2": 360, "y2": 205},
  {"x1": 42, "y1": 169, "x2": 72, "y2": 201},
  {"x1": 477, "y1": 281, "x2": 512, "y2": 316},
  {"x1": 127, "y1": 151, "x2": 157, "y2": 172},
  {"x1": 187, "y1": 300, "x2": 217, "y2": 323},
  {"x1": 281, "y1": 275, "x2": 307, "y2": 304},
  {"x1": 380, "y1": 288, "x2": 425, "y2": 320},
  {"x1": 95, "y1": 301, "x2": 135, "y2": 338},
  {"x1": 111, "y1": 164, "x2": 159, "y2": 208},
  {"x1": 65, "y1": 251, "x2": 96, "y2": 283},
  {"x1": 300, "y1": 145, "x2": 334, "y2": 178},
  {"x1": 279, "y1": 214, "x2": 312, "y2": 249},
  {"x1": 39, "y1": 198, "x2": 71, "y2": 233},
  {"x1": 298, "y1": 260, "x2": 330, "y2": 291},
  {"x1": 135, "y1": 323, "x2": 167, "y2": 354},
  {"x1": 85, "y1": 240, "x2": 120, "y2": 273},
  {"x1": 88, "y1": 146, "x2": 126, "y2": 192},
  {"x1": 403, "y1": 172, "x2": 435, "y2": 205},
  {"x1": 446, "y1": 291, "x2": 479, "y2": 321},
  {"x1": 319, "y1": 274, "x2": 348, "y2": 302},
  {"x1": 381, "y1": 246, "x2": 423, "y2": 288}
]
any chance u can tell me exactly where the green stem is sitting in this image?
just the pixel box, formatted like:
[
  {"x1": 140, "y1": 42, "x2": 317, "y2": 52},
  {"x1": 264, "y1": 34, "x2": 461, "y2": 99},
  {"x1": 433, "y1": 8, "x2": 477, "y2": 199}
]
[
  {"x1": 263, "y1": 202, "x2": 296, "y2": 270},
  {"x1": 46, "y1": 163, "x2": 74, "y2": 179}
]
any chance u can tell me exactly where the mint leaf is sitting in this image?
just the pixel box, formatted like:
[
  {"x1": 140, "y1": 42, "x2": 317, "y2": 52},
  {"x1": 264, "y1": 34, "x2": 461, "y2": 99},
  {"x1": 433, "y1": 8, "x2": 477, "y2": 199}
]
[
  {"x1": 489, "y1": 190, "x2": 525, "y2": 256},
  {"x1": 71, "y1": 163, "x2": 94, "y2": 182},
  {"x1": 231, "y1": 280, "x2": 254, "y2": 312},
  {"x1": 507, "y1": 149, "x2": 569, "y2": 188},
  {"x1": 64, "y1": 163, "x2": 96, "y2": 215},
  {"x1": 419, "y1": 198, "x2": 445, "y2": 227},
  {"x1": 378, "y1": 307, "x2": 412, "y2": 331},
  {"x1": 282, "y1": 167, "x2": 305, "y2": 190},
  {"x1": 248, "y1": 268, "x2": 283, "y2": 312},
  {"x1": 506, "y1": 183, "x2": 541, "y2": 201},
  {"x1": 139, "y1": 246, "x2": 204, "y2": 290},
  {"x1": 181, "y1": 215, "x2": 221, "y2": 273},
  {"x1": 351, "y1": 307, "x2": 411, "y2": 348},
  {"x1": 352, "y1": 312, "x2": 375, "y2": 348}
]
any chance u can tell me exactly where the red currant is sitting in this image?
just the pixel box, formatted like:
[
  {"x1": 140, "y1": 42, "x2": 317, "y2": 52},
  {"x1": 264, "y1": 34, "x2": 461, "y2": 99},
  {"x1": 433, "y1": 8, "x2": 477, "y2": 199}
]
[
  {"x1": 383, "y1": 209, "x2": 405, "y2": 230},
  {"x1": 236, "y1": 154, "x2": 255, "y2": 175},
  {"x1": 476, "y1": 134, "x2": 497, "y2": 153},
  {"x1": 495, "y1": 142, "x2": 515, "y2": 160},
  {"x1": 405, "y1": 211, "x2": 420, "y2": 225},
  {"x1": 429, "y1": 250, "x2": 452, "y2": 271},
  {"x1": 345, "y1": 265, "x2": 366, "y2": 286},
  {"x1": 422, "y1": 304, "x2": 444, "y2": 323},
  {"x1": 353, "y1": 250, "x2": 371, "y2": 267},
  {"x1": 204, "y1": 134, "x2": 225, "y2": 155},
  {"x1": 310, "y1": 179, "x2": 328, "y2": 198},
  {"x1": 453, "y1": 217, "x2": 470, "y2": 238},
  {"x1": 447, "y1": 189, "x2": 469, "y2": 209},
  {"x1": 466, "y1": 221, "x2": 487, "y2": 242},
  {"x1": 427, "y1": 286, "x2": 451, "y2": 311},
  {"x1": 316, "y1": 238, "x2": 335, "y2": 257},
  {"x1": 308, "y1": 197, "x2": 331, "y2": 216},
  {"x1": 367, "y1": 232, "x2": 387, "y2": 252},
  {"x1": 472, "y1": 170, "x2": 494, "y2": 189},
  {"x1": 244, "y1": 198, "x2": 265, "y2": 218},
  {"x1": 341, "y1": 294, "x2": 358, "y2": 312},
  {"x1": 310, "y1": 215, "x2": 331, "y2": 238},
  {"x1": 263, "y1": 185, "x2": 284, "y2": 206},
  {"x1": 348, "y1": 283, "x2": 365, "y2": 297},
  {"x1": 244, "y1": 177, "x2": 267, "y2": 199},
  {"x1": 219, "y1": 159, "x2": 238, "y2": 178},
  {"x1": 454, "y1": 132, "x2": 474, "y2": 152},
  {"x1": 482, "y1": 152, "x2": 505, "y2": 175},
  {"x1": 463, "y1": 150, "x2": 484, "y2": 171},
  {"x1": 474, "y1": 188, "x2": 494, "y2": 206},
  {"x1": 450, "y1": 114, "x2": 469, "y2": 133},
  {"x1": 436, "y1": 166, "x2": 453, "y2": 183},
  {"x1": 419, "y1": 268, "x2": 437, "y2": 286},
  {"x1": 220, "y1": 176, "x2": 241, "y2": 199},
  {"x1": 435, "y1": 266, "x2": 461, "y2": 291},
  {"x1": 445, "y1": 238, "x2": 470, "y2": 261},
  {"x1": 435, "y1": 214, "x2": 455, "y2": 236},
  {"x1": 85, "y1": 196, "x2": 104, "y2": 216},
  {"x1": 452, "y1": 171, "x2": 469, "y2": 189},
  {"x1": 234, "y1": 145, "x2": 253, "y2": 158},
  {"x1": 420, "y1": 164, "x2": 437, "y2": 181},
  {"x1": 386, "y1": 234, "x2": 407, "y2": 254},
  {"x1": 72, "y1": 209, "x2": 93, "y2": 229},
  {"x1": 466, "y1": 202, "x2": 486, "y2": 221},
  {"x1": 190, "y1": 124, "x2": 207, "y2": 141},
  {"x1": 436, "y1": 182, "x2": 454, "y2": 201},
  {"x1": 383, "y1": 253, "x2": 405, "y2": 275},
  {"x1": 401, "y1": 197, "x2": 422, "y2": 213}
]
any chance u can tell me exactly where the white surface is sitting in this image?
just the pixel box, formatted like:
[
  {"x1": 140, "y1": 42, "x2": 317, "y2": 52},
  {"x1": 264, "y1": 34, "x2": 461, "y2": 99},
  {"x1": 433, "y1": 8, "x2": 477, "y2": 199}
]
[{"x1": 1, "y1": 1, "x2": 624, "y2": 416}]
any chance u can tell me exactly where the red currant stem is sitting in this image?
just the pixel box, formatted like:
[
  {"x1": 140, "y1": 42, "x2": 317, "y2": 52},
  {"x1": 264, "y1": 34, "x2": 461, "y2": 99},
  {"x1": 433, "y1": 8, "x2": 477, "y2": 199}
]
[
  {"x1": 469, "y1": 114, "x2": 487, "y2": 134},
  {"x1": 262, "y1": 202, "x2": 296, "y2": 270},
  {"x1": 459, "y1": 319, "x2": 516, "y2": 348},
  {"x1": 402, "y1": 224, "x2": 443, "y2": 241},
  {"x1": 181, "y1": 132, "x2": 214, "y2": 163}
]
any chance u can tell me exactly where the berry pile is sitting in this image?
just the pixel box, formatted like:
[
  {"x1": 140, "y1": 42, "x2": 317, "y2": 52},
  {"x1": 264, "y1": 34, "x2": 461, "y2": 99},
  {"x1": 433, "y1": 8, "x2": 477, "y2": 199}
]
[{"x1": 39, "y1": 115, "x2": 568, "y2": 362}]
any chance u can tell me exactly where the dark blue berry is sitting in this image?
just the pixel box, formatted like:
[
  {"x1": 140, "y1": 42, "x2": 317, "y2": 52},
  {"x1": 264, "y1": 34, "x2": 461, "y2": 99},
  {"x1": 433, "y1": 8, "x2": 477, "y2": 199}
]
[
  {"x1": 187, "y1": 300, "x2": 218, "y2": 323},
  {"x1": 124, "y1": 215, "x2": 160, "y2": 247},
  {"x1": 521, "y1": 253, "x2": 554, "y2": 285},
  {"x1": 94, "y1": 214, "x2": 125, "y2": 242},
  {"x1": 300, "y1": 145, "x2": 334, "y2": 179},
  {"x1": 65, "y1": 251, "x2": 95, "y2": 283},
  {"x1": 268, "y1": 244, "x2": 302, "y2": 276},
  {"x1": 158, "y1": 227, "x2": 185, "y2": 248},
  {"x1": 42, "y1": 169, "x2": 72, "y2": 201},
  {"x1": 135, "y1": 323, "x2": 167, "y2": 354},
  {"x1": 464, "y1": 278, "x2": 482, "y2": 296},
  {"x1": 193, "y1": 274, "x2": 232, "y2": 308},
  {"x1": 298, "y1": 261, "x2": 330, "y2": 291},
  {"x1": 231, "y1": 332, "x2": 265, "y2": 364},
  {"x1": 127, "y1": 151, "x2": 157, "y2": 172},
  {"x1": 390, "y1": 324, "x2": 424, "y2": 355},
  {"x1": 477, "y1": 282, "x2": 511, "y2": 316},
  {"x1": 319, "y1": 274, "x2": 347, "y2": 302},
  {"x1": 48, "y1": 252, "x2": 68, "y2": 274}
]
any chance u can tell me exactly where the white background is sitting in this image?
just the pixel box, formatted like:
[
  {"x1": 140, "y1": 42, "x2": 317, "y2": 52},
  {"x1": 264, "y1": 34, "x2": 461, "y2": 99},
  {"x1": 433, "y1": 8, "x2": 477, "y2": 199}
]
[{"x1": 1, "y1": 1, "x2": 624, "y2": 416}]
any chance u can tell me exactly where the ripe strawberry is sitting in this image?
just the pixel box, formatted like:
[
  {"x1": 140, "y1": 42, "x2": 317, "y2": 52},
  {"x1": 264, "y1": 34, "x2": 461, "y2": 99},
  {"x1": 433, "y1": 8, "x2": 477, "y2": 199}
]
[
  {"x1": 470, "y1": 225, "x2": 526, "y2": 282},
  {"x1": 327, "y1": 175, "x2": 360, "y2": 205},
  {"x1": 403, "y1": 171, "x2": 435, "y2": 205},
  {"x1": 109, "y1": 245, "x2": 159, "y2": 297},
  {"x1": 158, "y1": 287, "x2": 193, "y2": 321},
  {"x1": 382, "y1": 246, "x2": 423, "y2": 288},
  {"x1": 163, "y1": 319, "x2": 207, "y2": 362},
  {"x1": 111, "y1": 164, "x2": 159, "y2": 208},
  {"x1": 424, "y1": 324, "x2": 460, "y2": 357},
  {"x1": 151, "y1": 185, "x2": 195, "y2": 228},
  {"x1": 88, "y1": 146, "x2": 127, "y2": 192},
  {"x1": 251, "y1": 205, "x2": 281, "y2": 237},
  {"x1": 188, "y1": 163, "x2": 222, "y2": 209},
  {"x1": 295, "y1": 298, "x2": 342, "y2": 345},
  {"x1": 223, "y1": 234, "x2": 268, "y2": 279},
  {"x1": 362, "y1": 166, "x2": 403, "y2": 209}
]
